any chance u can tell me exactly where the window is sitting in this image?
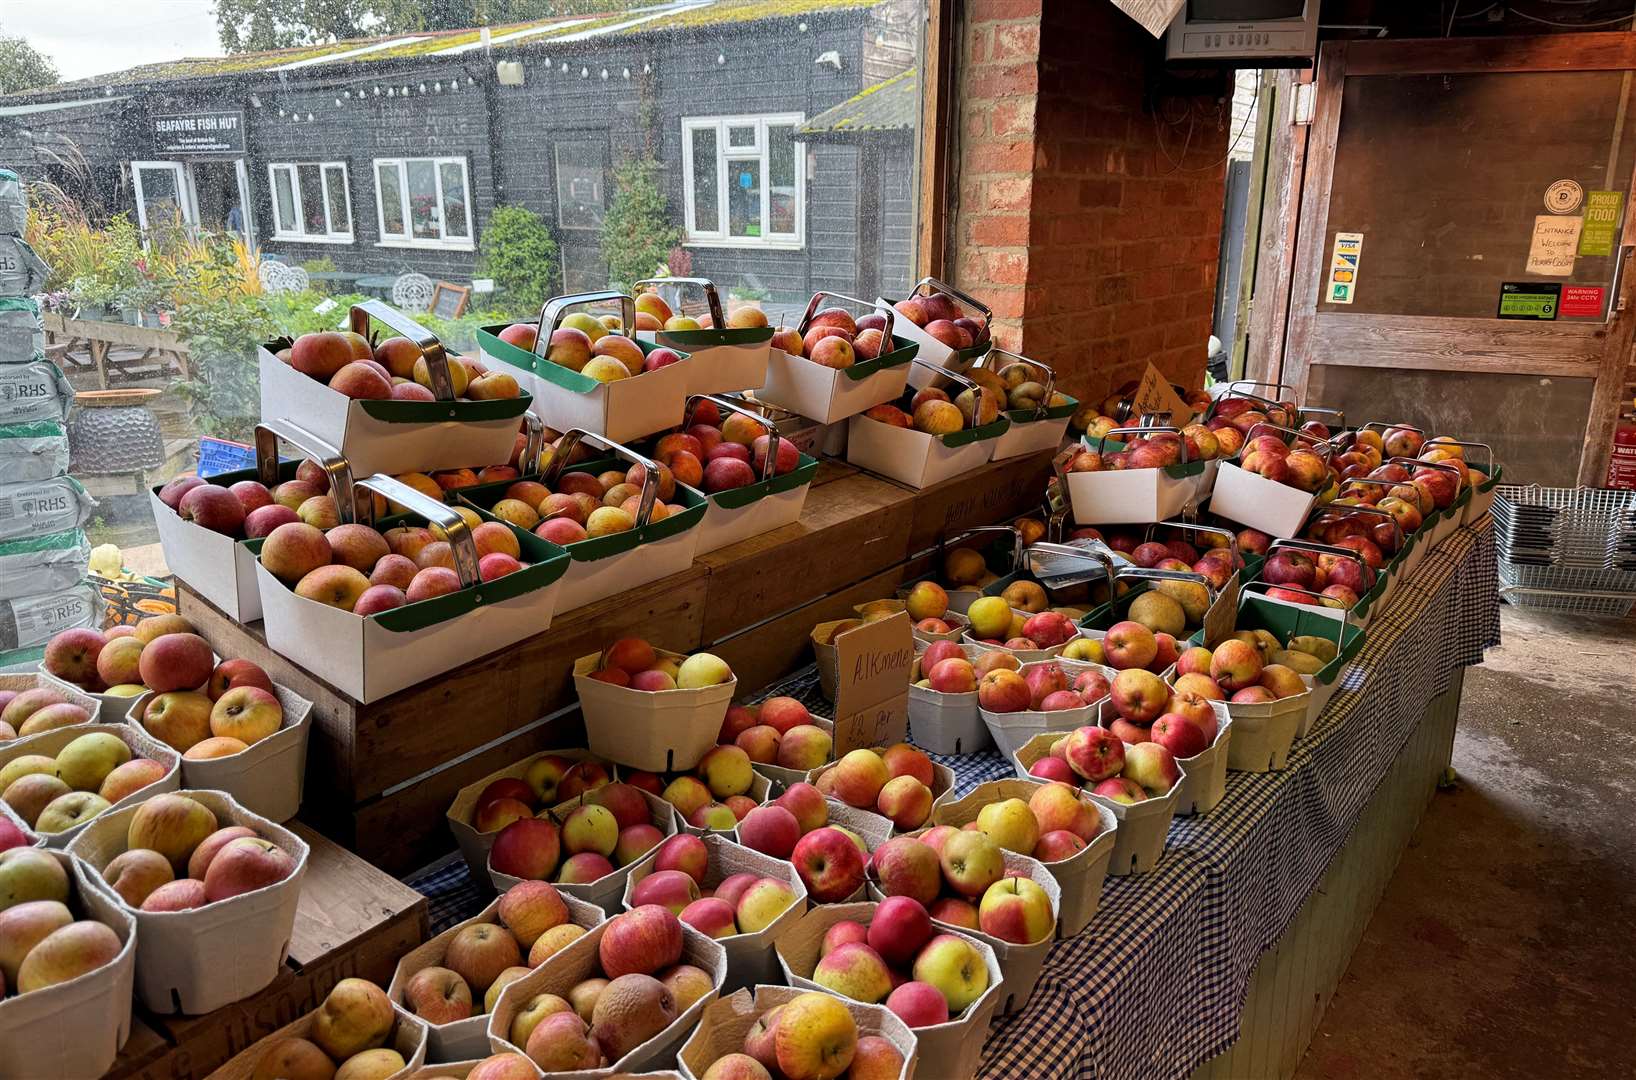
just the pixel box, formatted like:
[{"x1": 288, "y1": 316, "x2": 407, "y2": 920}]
[
  {"x1": 374, "y1": 157, "x2": 473, "y2": 248},
  {"x1": 682, "y1": 114, "x2": 804, "y2": 248},
  {"x1": 267, "y1": 162, "x2": 352, "y2": 242}
]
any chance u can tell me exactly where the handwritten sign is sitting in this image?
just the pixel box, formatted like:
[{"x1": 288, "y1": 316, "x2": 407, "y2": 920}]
[
  {"x1": 1525, "y1": 214, "x2": 1582, "y2": 276},
  {"x1": 430, "y1": 283, "x2": 470, "y2": 320},
  {"x1": 1203, "y1": 571, "x2": 1242, "y2": 648},
  {"x1": 1130, "y1": 362, "x2": 1192, "y2": 426},
  {"x1": 829, "y1": 611, "x2": 913, "y2": 754}
]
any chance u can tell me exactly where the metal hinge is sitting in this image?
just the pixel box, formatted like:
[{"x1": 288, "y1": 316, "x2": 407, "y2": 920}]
[{"x1": 1292, "y1": 83, "x2": 1316, "y2": 125}]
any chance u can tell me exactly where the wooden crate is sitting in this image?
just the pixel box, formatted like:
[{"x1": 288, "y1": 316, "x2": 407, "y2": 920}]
[
  {"x1": 105, "y1": 823, "x2": 427, "y2": 1080},
  {"x1": 174, "y1": 450, "x2": 1055, "y2": 875}
]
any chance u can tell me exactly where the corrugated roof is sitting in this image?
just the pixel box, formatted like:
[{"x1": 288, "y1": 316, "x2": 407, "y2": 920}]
[
  {"x1": 2, "y1": 0, "x2": 879, "y2": 102},
  {"x1": 798, "y1": 65, "x2": 916, "y2": 137}
]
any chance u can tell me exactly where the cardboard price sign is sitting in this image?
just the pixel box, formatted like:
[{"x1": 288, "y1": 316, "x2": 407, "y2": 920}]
[
  {"x1": 1202, "y1": 571, "x2": 1242, "y2": 648},
  {"x1": 827, "y1": 611, "x2": 914, "y2": 753},
  {"x1": 1130, "y1": 362, "x2": 1192, "y2": 425}
]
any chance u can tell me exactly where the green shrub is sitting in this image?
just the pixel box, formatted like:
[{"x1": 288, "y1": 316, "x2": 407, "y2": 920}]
[
  {"x1": 601, "y1": 157, "x2": 681, "y2": 294},
  {"x1": 476, "y1": 205, "x2": 560, "y2": 317}
]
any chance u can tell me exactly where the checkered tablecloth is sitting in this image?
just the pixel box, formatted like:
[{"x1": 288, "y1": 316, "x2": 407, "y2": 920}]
[{"x1": 404, "y1": 518, "x2": 1499, "y2": 1080}]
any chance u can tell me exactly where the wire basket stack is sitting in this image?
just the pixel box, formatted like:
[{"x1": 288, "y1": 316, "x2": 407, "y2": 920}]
[{"x1": 1493, "y1": 485, "x2": 1636, "y2": 616}]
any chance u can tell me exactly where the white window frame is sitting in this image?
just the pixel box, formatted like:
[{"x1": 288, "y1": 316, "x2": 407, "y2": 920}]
[
  {"x1": 266, "y1": 162, "x2": 353, "y2": 243},
  {"x1": 681, "y1": 113, "x2": 805, "y2": 250},
  {"x1": 373, "y1": 156, "x2": 474, "y2": 250}
]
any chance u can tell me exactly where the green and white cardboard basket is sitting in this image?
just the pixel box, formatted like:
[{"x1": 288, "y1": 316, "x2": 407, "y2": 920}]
[
  {"x1": 253, "y1": 471, "x2": 570, "y2": 703},
  {"x1": 1057, "y1": 423, "x2": 1210, "y2": 524},
  {"x1": 459, "y1": 428, "x2": 707, "y2": 616},
  {"x1": 477, "y1": 291, "x2": 693, "y2": 444},
  {"x1": 633, "y1": 276, "x2": 774, "y2": 396},
  {"x1": 677, "y1": 395, "x2": 820, "y2": 556},
  {"x1": 847, "y1": 359, "x2": 1010, "y2": 489},
  {"x1": 259, "y1": 299, "x2": 532, "y2": 476},
  {"x1": 977, "y1": 348, "x2": 1078, "y2": 460},
  {"x1": 755, "y1": 291, "x2": 919, "y2": 424},
  {"x1": 878, "y1": 276, "x2": 995, "y2": 391}
]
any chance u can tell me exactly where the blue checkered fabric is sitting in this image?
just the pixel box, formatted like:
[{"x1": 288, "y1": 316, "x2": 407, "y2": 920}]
[{"x1": 403, "y1": 519, "x2": 1498, "y2": 1080}]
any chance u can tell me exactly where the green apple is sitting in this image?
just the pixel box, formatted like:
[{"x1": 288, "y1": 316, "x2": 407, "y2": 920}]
[{"x1": 54, "y1": 732, "x2": 132, "y2": 793}]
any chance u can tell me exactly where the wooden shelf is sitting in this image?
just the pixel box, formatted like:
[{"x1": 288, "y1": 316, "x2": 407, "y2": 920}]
[{"x1": 175, "y1": 450, "x2": 1054, "y2": 874}]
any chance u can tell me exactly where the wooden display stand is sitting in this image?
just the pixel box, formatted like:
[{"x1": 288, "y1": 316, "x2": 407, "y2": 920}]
[
  {"x1": 105, "y1": 824, "x2": 427, "y2": 1080},
  {"x1": 175, "y1": 452, "x2": 1055, "y2": 875}
]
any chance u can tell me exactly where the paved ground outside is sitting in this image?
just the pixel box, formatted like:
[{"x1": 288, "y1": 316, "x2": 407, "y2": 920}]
[{"x1": 1296, "y1": 604, "x2": 1636, "y2": 1079}]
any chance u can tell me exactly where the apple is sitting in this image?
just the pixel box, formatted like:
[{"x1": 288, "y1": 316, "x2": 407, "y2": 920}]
[
  {"x1": 774, "y1": 991, "x2": 860, "y2": 1080},
  {"x1": 1092, "y1": 777, "x2": 1147, "y2": 804},
  {"x1": 938, "y1": 831, "x2": 1004, "y2": 898},
  {"x1": 497, "y1": 880, "x2": 570, "y2": 949},
  {"x1": 1101, "y1": 621, "x2": 1158, "y2": 671},
  {"x1": 1210, "y1": 639, "x2": 1264, "y2": 691},
  {"x1": 1123, "y1": 742, "x2": 1180, "y2": 795},
  {"x1": 490, "y1": 818, "x2": 561, "y2": 881},
  {"x1": 868, "y1": 835, "x2": 941, "y2": 907},
  {"x1": 829, "y1": 749, "x2": 890, "y2": 809},
  {"x1": 127, "y1": 793, "x2": 217, "y2": 873},
  {"x1": 911, "y1": 933, "x2": 990, "y2": 1013},
  {"x1": 975, "y1": 798, "x2": 1039, "y2": 855},
  {"x1": 631, "y1": 869, "x2": 700, "y2": 915},
  {"x1": 875, "y1": 776, "x2": 933, "y2": 830},
  {"x1": 654, "y1": 833, "x2": 709, "y2": 884},
  {"x1": 1063, "y1": 725, "x2": 1125, "y2": 781},
  {"x1": 978, "y1": 877, "x2": 1054, "y2": 944},
  {"x1": 814, "y1": 940, "x2": 892, "y2": 1004},
  {"x1": 775, "y1": 782, "x2": 829, "y2": 835},
  {"x1": 1149, "y1": 713, "x2": 1209, "y2": 758},
  {"x1": 1110, "y1": 668, "x2": 1169, "y2": 723},
  {"x1": 738, "y1": 805, "x2": 801, "y2": 859},
  {"x1": 15, "y1": 920, "x2": 122, "y2": 992},
  {"x1": 404, "y1": 965, "x2": 474, "y2": 1024},
  {"x1": 735, "y1": 878, "x2": 796, "y2": 934},
  {"x1": 887, "y1": 980, "x2": 950, "y2": 1028},
  {"x1": 599, "y1": 904, "x2": 683, "y2": 980},
  {"x1": 680, "y1": 896, "x2": 738, "y2": 939},
  {"x1": 790, "y1": 827, "x2": 867, "y2": 903}
]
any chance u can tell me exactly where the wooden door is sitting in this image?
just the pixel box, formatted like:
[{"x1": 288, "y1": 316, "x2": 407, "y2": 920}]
[{"x1": 1284, "y1": 35, "x2": 1636, "y2": 486}]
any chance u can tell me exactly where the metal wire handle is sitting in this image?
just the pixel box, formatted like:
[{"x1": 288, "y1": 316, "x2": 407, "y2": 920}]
[
  {"x1": 532, "y1": 292, "x2": 639, "y2": 356},
  {"x1": 682, "y1": 394, "x2": 785, "y2": 484},
  {"x1": 253, "y1": 420, "x2": 355, "y2": 522},
  {"x1": 1141, "y1": 519, "x2": 1239, "y2": 570},
  {"x1": 355, "y1": 473, "x2": 481, "y2": 587},
  {"x1": 1240, "y1": 578, "x2": 1357, "y2": 627},
  {"x1": 632, "y1": 277, "x2": 725, "y2": 328},
  {"x1": 908, "y1": 275, "x2": 994, "y2": 327},
  {"x1": 798, "y1": 290, "x2": 897, "y2": 344},
  {"x1": 1093, "y1": 423, "x2": 1190, "y2": 463},
  {"x1": 976, "y1": 347, "x2": 1057, "y2": 421},
  {"x1": 542, "y1": 428, "x2": 662, "y2": 528},
  {"x1": 349, "y1": 299, "x2": 457, "y2": 400}
]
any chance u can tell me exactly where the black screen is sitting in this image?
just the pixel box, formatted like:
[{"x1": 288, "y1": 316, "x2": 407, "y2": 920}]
[{"x1": 1188, "y1": 0, "x2": 1307, "y2": 20}]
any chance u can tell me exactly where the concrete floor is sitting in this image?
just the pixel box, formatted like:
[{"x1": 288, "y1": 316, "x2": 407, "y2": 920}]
[{"x1": 1295, "y1": 604, "x2": 1636, "y2": 1080}]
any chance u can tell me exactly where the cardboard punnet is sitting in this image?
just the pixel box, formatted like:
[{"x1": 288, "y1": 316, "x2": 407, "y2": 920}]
[
  {"x1": 846, "y1": 409, "x2": 1008, "y2": 489},
  {"x1": 678, "y1": 984, "x2": 918, "y2": 1080},
  {"x1": 487, "y1": 918, "x2": 729, "y2": 1074},
  {"x1": 621, "y1": 832, "x2": 808, "y2": 990},
  {"x1": 573, "y1": 651, "x2": 736, "y2": 773},
  {"x1": 67, "y1": 789, "x2": 310, "y2": 1014},
  {"x1": 477, "y1": 292, "x2": 693, "y2": 444},
  {"x1": 1085, "y1": 697, "x2": 1232, "y2": 816},
  {"x1": 633, "y1": 277, "x2": 774, "y2": 397},
  {"x1": 130, "y1": 682, "x2": 312, "y2": 823},
  {"x1": 805, "y1": 752, "x2": 956, "y2": 834},
  {"x1": 774, "y1": 900, "x2": 1002, "y2": 1078},
  {"x1": 880, "y1": 278, "x2": 994, "y2": 391},
  {"x1": 809, "y1": 611, "x2": 914, "y2": 754},
  {"x1": 1208, "y1": 460, "x2": 1322, "y2": 539},
  {"x1": 255, "y1": 472, "x2": 570, "y2": 703},
  {"x1": 0, "y1": 848, "x2": 137, "y2": 1080},
  {"x1": 979, "y1": 658, "x2": 1106, "y2": 763},
  {"x1": 674, "y1": 770, "x2": 771, "y2": 839},
  {"x1": 388, "y1": 889, "x2": 604, "y2": 1060},
  {"x1": 680, "y1": 394, "x2": 820, "y2": 555},
  {"x1": 446, "y1": 748, "x2": 613, "y2": 882},
  {"x1": 0, "y1": 722, "x2": 179, "y2": 847},
  {"x1": 3, "y1": 670, "x2": 103, "y2": 729},
  {"x1": 909, "y1": 608, "x2": 969, "y2": 644},
  {"x1": 907, "y1": 642, "x2": 991, "y2": 755},
  {"x1": 754, "y1": 308, "x2": 920, "y2": 424},
  {"x1": 209, "y1": 1001, "x2": 428, "y2": 1080},
  {"x1": 489, "y1": 788, "x2": 677, "y2": 915},
  {"x1": 1058, "y1": 425, "x2": 1211, "y2": 524},
  {"x1": 401, "y1": 1059, "x2": 544, "y2": 1080},
  {"x1": 928, "y1": 777, "x2": 1118, "y2": 939},
  {"x1": 1084, "y1": 749, "x2": 1186, "y2": 875},
  {"x1": 745, "y1": 708, "x2": 836, "y2": 788},
  {"x1": 960, "y1": 607, "x2": 1082, "y2": 664},
  {"x1": 972, "y1": 347, "x2": 1077, "y2": 461},
  {"x1": 260, "y1": 300, "x2": 532, "y2": 476}
]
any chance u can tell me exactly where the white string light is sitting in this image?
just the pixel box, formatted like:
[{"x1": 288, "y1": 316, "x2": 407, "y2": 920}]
[
  {"x1": 622, "y1": 67, "x2": 630, "y2": 79},
  {"x1": 600, "y1": 68, "x2": 608, "y2": 80},
  {"x1": 716, "y1": 53, "x2": 725, "y2": 65},
  {"x1": 434, "y1": 81, "x2": 442, "y2": 92},
  {"x1": 418, "y1": 82, "x2": 426, "y2": 93},
  {"x1": 306, "y1": 112, "x2": 314, "y2": 122},
  {"x1": 580, "y1": 66, "x2": 589, "y2": 77}
]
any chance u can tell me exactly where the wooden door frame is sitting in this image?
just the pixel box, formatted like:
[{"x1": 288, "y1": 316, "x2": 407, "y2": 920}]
[{"x1": 1285, "y1": 34, "x2": 1636, "y2": 485}]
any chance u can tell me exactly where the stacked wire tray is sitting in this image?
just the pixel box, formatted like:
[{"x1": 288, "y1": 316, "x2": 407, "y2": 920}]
[{"x1": 1494, "y1": 485, "x2": 1636, "y2": 616}]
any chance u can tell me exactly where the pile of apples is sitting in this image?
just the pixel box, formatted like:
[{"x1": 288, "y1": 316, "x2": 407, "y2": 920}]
[
  {"x1": 403, "y1": 880, "x2": 584, "y2": 1026},
  {"x1": 97, "y1": 793, "x2": 295, "y2": 913},
  {"x1": 861, "y1": 376, "x2": 1005, "y2": 439},
  {"x1": 512, "y1": 904, "x2": 712, "y2": 1071},
  {"x1": 748, "y1": 782, "x2": 874, "y2": 903},
  {"x1": 1259, "y1": 545, "x2": 1375, "y2": 610},
  {"x1": 898, "y1": 580, "x2": 963, "y2": 637},
  {"x1": 468, "y1": 754, "x2": 614, "y2": 834},
  {"x1": 487, "y1": 462, "x2": 697, "y2": 548},
  {"x1": 868, "y1": 827, "x2": 1056, "y2": 946},
  {"x1": 962, "y1": 594, "x2": 1077, "y2": 652},
  {"x1": 971, "y1": 654, "x2": 1108, "y2": 716},
  {"x1": 1063, "y1": 419, "x2": 1237, "y2": 474},
  {"x1": 0, "y1": 848, "x2": 122, "y2": 999},
  {"x1": 812, "y1": 744, "x2": 940, "y2": 832},
  {"x1": 1, "y1": 730, "x2": 166, "y2": 837},
  {"x1": 41, "y1": 616, "x2": 287, "y2": 762},
  {"x1": 156, "y1": 461, "x2": 333, "y2": 541},
  {"x1": 646, "y1": 399, "x2": 805, "y2": 497},
  {"x1": 769, "y1": 305, "x2": 891, "y2": 372},
  {"x1": 1206, "y1": 393, "x2": 1298, "y2": 436},
  {"x1": 251, "y1": 977, "x2": 410, "y2": 1079},
  {"x1": 629, "y1": 833, "x2": 798, "y2": 939},
  {"x1": 636, "y1": 291, "x2": 774, "y2": 333},
  {"x1": 1171, "y1": 634, "x2": 1314, "y2": 707},
  {"x1": 717, "y1": 696, "x2": 833, "y2": 774},
  {"x1": 893, "y1": 290, "x2": 990, "y2": 350},
  {"x1": 1235, "y1": 432, "x2": 1334, "y2": 495},
  {"x1": 489, "y1": 780, "x2": 664, "y2": 887},
  {"x1": 0, "y1": 685, "x2": 90, "y2": 742},
  {"x1": 280, "y1": 329, "x2": 522, "y2": 401},
  {"x1": 498, "y1": 310, "x2": 685, "y2": 386},
  {"x1": 697, "y1": 990, "x2": 905, "y2": 1080},
  {"x1": 1074, "y1": 524, "x2": 1263, "y2": 593},
  {"x1": 658, "y1": 748, "x2": 763, "y2": 833},
  {"x1": 584, "y1": 637, "x2": 734, "y2": 693},
  {"x1": 956, "y1": 784, "x2": 1107, "y2": 866},
  {"x1": 1325, "y1": 427, "x2": 1470, "y2": 534}
]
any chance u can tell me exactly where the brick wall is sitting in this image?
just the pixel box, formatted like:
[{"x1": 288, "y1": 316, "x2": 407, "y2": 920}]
[{"x1": 951, "y1": 0, "x2": 1228, "y2": 406}]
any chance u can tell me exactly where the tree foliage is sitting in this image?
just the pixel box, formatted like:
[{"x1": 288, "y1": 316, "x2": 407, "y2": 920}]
[
  {"x1": 0, "y1": 33, "x2": 59, "y2": 95},
  {"x1": 213, "y1": 0, "x2": 638, "y2": 52},
  {"x1": 600, "y1": 157, "x2": 681, "y2": 294},
  {"x1": 475, "y1": 205, "x2": 560, "y2": 317}
]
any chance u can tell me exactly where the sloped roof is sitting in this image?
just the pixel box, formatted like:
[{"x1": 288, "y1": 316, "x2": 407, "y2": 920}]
[
  {"x1": 798, "y1": 65, "x2": 916, "y2": 138},
  {"x1": 5, "y1": 0, "x2": 880, "y2": 102}
]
